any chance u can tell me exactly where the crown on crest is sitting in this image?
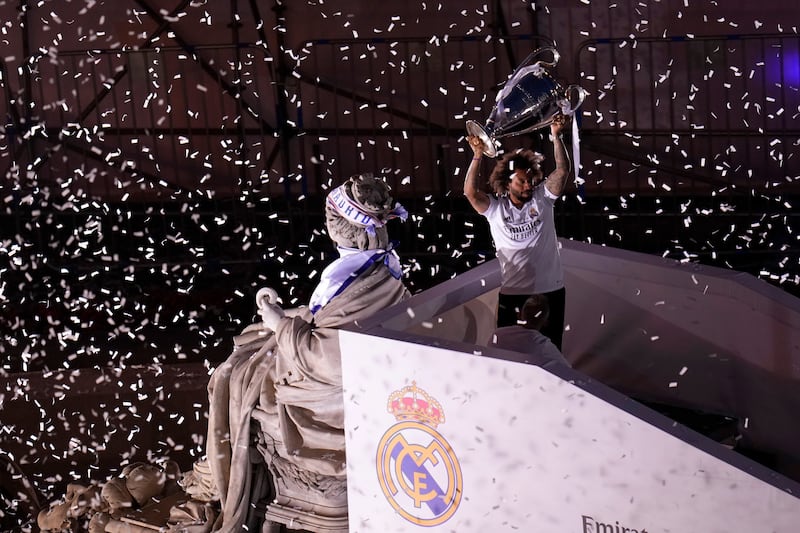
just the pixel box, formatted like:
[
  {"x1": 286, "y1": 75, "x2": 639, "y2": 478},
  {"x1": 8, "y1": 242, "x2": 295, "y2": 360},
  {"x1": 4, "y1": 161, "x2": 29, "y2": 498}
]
[{"x1": 387, "y1": 381, "x2": 445, "y2": 428}]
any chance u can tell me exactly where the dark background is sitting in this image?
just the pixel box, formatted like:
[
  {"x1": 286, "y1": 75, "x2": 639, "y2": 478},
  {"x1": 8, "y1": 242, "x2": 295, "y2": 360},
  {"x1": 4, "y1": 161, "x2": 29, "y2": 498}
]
[{"x1": 1, "y1": 1, "x2": 799, "y2": 530}]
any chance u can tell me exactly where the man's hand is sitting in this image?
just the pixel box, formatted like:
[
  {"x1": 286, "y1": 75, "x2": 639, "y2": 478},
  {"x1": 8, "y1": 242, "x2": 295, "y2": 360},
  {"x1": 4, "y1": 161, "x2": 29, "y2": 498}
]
[
  {"x1": 544, "y1": 113, "x2": 571, "y2": 197},
  {"x1": 550, "y1": 112, "x2": 568, "y2": 137},
  {"x1": 463, "y1": 135, "x2": 491, "y2": 213},
  {"x1": 467, "y1": 134, "x2": 485, "y2": 159}
]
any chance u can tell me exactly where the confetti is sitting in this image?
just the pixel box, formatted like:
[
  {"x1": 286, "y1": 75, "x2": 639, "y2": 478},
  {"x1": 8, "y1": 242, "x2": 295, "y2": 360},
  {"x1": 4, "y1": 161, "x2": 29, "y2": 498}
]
[{"x1": 2, "y1": 3, "x2": 798, "y2": 530}]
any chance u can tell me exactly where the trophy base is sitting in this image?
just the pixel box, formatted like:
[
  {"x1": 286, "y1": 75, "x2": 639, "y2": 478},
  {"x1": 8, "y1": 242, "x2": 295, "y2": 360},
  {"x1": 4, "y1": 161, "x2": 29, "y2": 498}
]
[{"x1": 465, "y1": 120, "x2": 498, "y2": 158}]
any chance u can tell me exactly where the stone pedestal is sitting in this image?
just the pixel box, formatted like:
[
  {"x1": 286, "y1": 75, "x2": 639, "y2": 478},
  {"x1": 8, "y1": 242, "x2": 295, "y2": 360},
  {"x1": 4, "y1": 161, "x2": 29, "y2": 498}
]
[{"x1": 260, "y1": 456, "x2": 348, "y2": 533}]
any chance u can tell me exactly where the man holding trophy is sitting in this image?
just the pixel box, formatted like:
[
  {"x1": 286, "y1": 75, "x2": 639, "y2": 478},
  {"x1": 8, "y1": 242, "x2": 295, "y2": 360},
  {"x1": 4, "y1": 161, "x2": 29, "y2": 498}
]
[
  {"x1": 464, "y1": 113, "x2": 570, "y2": 350},
  {"x1": 463, "y1": 45, "x2": 584, "y2": 351}
]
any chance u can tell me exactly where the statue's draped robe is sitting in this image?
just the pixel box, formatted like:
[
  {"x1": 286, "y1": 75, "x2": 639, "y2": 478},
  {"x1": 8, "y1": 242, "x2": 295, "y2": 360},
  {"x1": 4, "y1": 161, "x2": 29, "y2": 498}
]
[{"x1": 205, "y1": 262, "x2": 408, "y2": 530}]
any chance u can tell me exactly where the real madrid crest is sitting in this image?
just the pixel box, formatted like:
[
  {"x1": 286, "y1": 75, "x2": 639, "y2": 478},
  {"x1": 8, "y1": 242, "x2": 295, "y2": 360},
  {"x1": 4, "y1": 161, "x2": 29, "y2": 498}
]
[{"x1": 376, "y1": 382, "x2": 463, "y2": 526}]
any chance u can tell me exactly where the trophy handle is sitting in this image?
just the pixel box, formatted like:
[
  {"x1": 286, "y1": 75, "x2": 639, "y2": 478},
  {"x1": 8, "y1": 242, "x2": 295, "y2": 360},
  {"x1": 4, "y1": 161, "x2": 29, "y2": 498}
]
[
  {"x1": 517, "y1": 46, "x2": 560, "y2": 72},
  {"x1": 465, "y1": 119, "x2": 499, "y2": 158},
  {"x1": 561, "y1": 84, "x2": 587, "y2": 115}
]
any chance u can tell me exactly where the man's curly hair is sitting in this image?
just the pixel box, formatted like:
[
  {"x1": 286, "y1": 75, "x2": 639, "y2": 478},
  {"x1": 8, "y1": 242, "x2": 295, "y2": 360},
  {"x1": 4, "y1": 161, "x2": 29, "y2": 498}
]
[{"x1": 488, "y1": 149, "x2": 545, "y2": 196}]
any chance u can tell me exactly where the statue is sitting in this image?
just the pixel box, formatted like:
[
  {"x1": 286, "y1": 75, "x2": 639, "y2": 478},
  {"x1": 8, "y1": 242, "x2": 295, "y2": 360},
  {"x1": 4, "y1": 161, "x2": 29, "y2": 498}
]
[{"x1": 38, "y1": 174, "x2": 410, "y2": 532}]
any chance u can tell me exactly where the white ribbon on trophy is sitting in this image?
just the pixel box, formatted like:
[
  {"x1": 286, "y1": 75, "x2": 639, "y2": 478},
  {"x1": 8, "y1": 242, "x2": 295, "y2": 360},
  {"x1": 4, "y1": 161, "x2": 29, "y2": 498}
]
[{"x1": 558, "y1": 98, "x2": 583, "y2": 187}]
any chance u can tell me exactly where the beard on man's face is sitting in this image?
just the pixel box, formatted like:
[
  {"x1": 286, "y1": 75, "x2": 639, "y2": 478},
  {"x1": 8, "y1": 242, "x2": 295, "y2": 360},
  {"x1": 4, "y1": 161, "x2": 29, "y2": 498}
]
[{"x1": 509, "y1": 188, "x2": 532, "y2": 203}]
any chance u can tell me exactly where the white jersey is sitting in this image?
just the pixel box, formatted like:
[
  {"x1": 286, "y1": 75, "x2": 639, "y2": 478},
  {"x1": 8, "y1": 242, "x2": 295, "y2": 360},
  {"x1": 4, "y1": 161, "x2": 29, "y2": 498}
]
[{"x1": 482, "y1": 185, "x2": 563, "y2": 294}]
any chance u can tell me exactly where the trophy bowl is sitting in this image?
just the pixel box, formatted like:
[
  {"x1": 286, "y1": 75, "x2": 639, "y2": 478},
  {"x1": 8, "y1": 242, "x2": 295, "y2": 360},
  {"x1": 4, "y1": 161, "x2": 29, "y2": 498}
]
[{"x1": 467, "y1": 46, "x2": 586, "y2": 158}]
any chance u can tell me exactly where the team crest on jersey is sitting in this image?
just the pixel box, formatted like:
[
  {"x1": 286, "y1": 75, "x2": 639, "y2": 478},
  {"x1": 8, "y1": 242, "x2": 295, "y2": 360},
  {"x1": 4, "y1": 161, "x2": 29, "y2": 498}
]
[
  {"x1": 376, "y1": 382, "x2": 463, "y2": 526},
  {"x1": 529, "y1": 206, "x2": 538, "y2": 217}
]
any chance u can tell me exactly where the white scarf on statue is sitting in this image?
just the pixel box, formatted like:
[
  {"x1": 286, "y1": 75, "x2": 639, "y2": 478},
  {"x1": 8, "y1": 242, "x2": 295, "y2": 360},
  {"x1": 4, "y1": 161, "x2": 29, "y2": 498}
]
[
  {"x1": 326, "y1": 184, "x2": 408, "y2": 235},
  {"x1": 309, "y1": 245, "x2": 403, "y2": 314}
]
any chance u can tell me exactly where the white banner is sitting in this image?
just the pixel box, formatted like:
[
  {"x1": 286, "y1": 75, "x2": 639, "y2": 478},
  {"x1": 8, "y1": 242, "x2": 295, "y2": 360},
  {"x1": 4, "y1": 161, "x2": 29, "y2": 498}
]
[{"x1": 340, "y1": 329, "x2": 800, "y2": 532}]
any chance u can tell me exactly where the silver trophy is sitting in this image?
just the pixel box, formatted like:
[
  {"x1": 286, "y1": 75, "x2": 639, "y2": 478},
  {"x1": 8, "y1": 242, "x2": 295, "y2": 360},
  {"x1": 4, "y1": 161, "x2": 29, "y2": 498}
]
[{"x1": 466, "y1": 46, "x2": 587, "y2": 157}]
